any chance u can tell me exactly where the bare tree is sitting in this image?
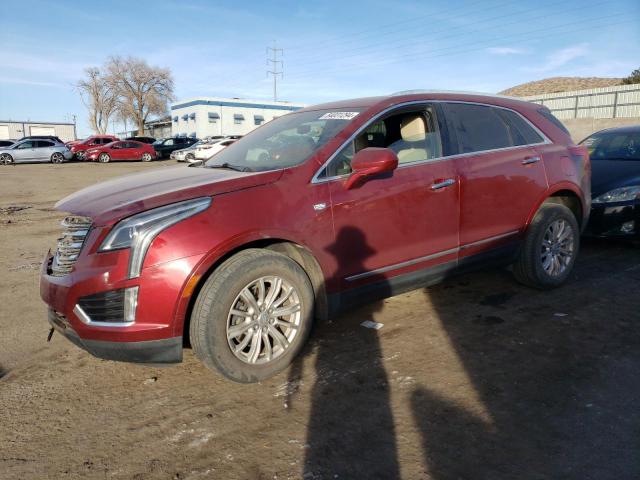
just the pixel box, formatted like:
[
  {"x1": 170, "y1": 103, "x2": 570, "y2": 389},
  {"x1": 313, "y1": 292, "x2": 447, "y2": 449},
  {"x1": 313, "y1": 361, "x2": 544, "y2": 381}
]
[
  {"x1": 106, "y1": 56, "x2": 174, "y2": 135},
  {"x1": 77, "y1": 67, "x2": 117, "y2": 134}
]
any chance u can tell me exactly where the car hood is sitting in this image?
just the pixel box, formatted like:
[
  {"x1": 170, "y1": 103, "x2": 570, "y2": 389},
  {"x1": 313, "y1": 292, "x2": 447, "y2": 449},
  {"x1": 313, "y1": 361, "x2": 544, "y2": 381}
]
[
  {"x1": 591, "y1": 159, "x2": 640, "y2": 197},
  {"x1": 55, "y1": 165, "x2": 283, "y2": 225}
]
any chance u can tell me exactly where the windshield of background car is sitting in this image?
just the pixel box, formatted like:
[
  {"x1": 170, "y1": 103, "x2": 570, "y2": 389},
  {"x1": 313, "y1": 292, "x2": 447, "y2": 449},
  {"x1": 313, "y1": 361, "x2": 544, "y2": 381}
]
[
  {"x1": 204, "y1": 109, "x2": 364, "y2": 171},
  {"x1": 581, "y1": 131, "x2": 640, "y2": 161}
]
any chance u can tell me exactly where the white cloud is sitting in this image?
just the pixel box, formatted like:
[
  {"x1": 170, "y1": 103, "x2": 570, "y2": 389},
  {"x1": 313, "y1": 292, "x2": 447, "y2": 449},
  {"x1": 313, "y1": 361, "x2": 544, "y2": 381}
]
[
  {"x1": 525, "y1": 43, "x2": 590, "y2": 73},
  {"x1": 487, "y1": 47, "x2": 527, "y2": 55}
]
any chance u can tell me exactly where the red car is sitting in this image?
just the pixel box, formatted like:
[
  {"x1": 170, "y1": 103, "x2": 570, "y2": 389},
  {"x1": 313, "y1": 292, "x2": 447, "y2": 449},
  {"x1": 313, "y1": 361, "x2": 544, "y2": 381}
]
[
  {"x1": 70, "y1": 135, "x2": 119, "y2": 160},
  {"x1": 40, "y1": 92, "x2": 590, "y2": 382},
  {"x1": 84, "y1": 140, "x2": 157, "y2": 163}
]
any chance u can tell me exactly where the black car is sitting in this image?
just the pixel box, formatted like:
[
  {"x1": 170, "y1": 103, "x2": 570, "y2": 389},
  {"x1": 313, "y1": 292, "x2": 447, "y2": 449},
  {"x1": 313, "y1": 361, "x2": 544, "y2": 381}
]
[
  {"x1": 0, "y1": 140, "x2": 16, "y2": 147},
  {"x1": 581, "y1": 125, "x2": 640, "y2": 238},
  {"x1": 19, "y1": 135, "x2": 65, "y2": 144},
  {"x1": 125, "y1": 136, "x2": 156, "y2": 144},
  {"x1": 153, "y1": 137, "x2": 198, "y2": 159}
]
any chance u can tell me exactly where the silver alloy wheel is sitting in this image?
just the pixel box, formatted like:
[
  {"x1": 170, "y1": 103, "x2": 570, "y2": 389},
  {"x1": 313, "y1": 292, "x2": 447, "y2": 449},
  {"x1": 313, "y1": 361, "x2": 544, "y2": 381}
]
[
  {"x1": 51, "y1": 152, "x2": 63, "y2": 163},
  {"x1": 99, "y1": 153, "x2": 110, "y2": 163},
  {"x1": 226, "y1": 275, "x2": 302, "y2": 365},
  {"x1": 0, "y1": 154, "x2": 12, "y2": 165},
  {"x1": 541, "y1": 218, "x2": 575, "y2": 277},
  {"x1": 141, "y1": 153, "x2": 152, "y2": 162}
]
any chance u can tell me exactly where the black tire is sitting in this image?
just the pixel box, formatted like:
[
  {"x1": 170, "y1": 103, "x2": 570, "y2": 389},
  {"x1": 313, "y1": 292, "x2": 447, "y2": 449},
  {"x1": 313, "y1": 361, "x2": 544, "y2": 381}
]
[
  {"x1": 190, "y1": 249, "x2": 314, "y2": 383},
  {"x1": 0, "y1": 154, "x2": 13, "y2": 165},
  {"x1": 50, "y1": 152, "x2": 64, "y2": 163},
  {"x1": 513, "y1": 203, "x2": 580, "y2": 289},
  {"x1": 98, "y1": 153, "x2": 110, "y2": 163}
]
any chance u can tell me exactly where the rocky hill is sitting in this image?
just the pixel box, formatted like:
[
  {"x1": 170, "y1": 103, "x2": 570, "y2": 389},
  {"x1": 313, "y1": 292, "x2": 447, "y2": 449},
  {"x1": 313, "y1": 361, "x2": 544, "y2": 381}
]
[{"x1": 500, "y1": 77, "x2": 622, "y2": 97}]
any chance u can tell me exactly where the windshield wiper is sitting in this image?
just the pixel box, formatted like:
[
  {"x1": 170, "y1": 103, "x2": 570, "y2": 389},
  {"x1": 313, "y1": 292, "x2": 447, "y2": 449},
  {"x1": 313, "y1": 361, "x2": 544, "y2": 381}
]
[{"x1": 206, "y1": 162, "x2": 252, "y2": 172}]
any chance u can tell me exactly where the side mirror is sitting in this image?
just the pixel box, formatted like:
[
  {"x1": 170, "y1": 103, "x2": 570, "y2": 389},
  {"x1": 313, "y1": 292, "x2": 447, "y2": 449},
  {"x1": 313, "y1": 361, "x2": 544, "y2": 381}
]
[{"x1": 345, "y1": 147, "x2": 398, "y2": 189}]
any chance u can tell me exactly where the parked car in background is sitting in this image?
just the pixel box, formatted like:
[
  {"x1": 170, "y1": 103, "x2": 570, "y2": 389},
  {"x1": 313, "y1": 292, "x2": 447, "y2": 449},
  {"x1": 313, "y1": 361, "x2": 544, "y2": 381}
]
[
  {"x1": 171, "y1": 140, "x2": 204, "y2": 162},
  {"x1": 0, "y1": 140, "x2": 16, "y2": 148},
  {"x1": 40, "y1": 92, "x2": 590, "y2": 382},
  {"x1": 193, "y1": 138, "x2": 236, "y2": 160},
  {"x1": 70, "y1": 135, "x2": 119, "y2": 160},
  {"x1": 84, "y1": 140, "x2": 157, "y2": 163},
  {"x1": 0, "y1": 139, "x2": 72, "y2": 164},
  {"x1": 19, "y1": 135, "x2": 65, "y2": 144},
  {"x1": 125, "y1": 136, "x2": 156, "y2": 144},
  {"x1": 153, "y1": 137, "x2": 198, "y2": 159},
  {"x1": 581, "y1": 125, "x2": 640, "y2": 238}
]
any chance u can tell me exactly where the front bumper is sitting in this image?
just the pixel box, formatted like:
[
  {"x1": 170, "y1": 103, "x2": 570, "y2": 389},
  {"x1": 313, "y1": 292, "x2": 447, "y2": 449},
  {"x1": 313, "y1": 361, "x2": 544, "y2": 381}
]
[
  {"x1": 584, "y1": 199, "x2": 640, "y2": 238},
  {"x1": 40, "y1": 247, "x2": 205, "y2": 364},
  {"x1": 48, "y1": 309, "x2": 182, "y2": 363}
]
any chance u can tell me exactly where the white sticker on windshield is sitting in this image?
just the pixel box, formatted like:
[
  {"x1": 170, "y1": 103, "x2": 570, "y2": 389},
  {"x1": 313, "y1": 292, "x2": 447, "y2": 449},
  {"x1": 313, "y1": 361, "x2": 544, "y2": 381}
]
[{"x1": 319, "y1": 112, "x2": 360, "y2": 120}]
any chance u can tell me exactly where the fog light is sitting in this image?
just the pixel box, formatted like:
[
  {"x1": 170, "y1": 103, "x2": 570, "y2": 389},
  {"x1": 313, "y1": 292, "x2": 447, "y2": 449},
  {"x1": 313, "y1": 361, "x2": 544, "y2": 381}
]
[
  {"x1": 621, "y1": 221, "x2": 635, "y2": 234},
  {"x1": 75, "y1": 287, "x2": 138, "y2": 326}
]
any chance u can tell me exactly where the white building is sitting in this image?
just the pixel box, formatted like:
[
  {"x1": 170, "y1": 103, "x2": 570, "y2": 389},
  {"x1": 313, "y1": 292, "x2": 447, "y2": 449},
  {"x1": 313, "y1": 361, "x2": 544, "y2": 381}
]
[
  {"x1": 0, "y1": 120, "x2": 76, "y2": 142},
  {"x1": 170, "y1": 97, "x2": 306, "y2": 139}
]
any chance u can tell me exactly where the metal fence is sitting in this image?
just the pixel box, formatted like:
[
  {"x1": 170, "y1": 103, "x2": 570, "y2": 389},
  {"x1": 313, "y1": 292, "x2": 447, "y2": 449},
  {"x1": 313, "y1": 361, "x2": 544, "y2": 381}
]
[{"x1": 520, "y1": 84, "x2": 640, "y2": 120}]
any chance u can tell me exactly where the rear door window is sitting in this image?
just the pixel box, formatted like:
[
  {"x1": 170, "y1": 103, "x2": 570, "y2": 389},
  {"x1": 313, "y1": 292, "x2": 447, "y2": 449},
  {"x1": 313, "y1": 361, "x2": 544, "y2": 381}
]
[
  {"x1": 443, "y1": 103, "x2": 513, "y2": 154},
  {"x1": 36, "y1": 140, "x2": 54, "y2": 148}
]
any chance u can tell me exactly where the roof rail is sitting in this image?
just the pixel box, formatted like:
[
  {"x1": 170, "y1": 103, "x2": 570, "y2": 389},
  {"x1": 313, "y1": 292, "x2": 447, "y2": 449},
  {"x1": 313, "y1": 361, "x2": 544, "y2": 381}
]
[{"x1": 390, "y1": 89, "x2": 513, "y2": 99}]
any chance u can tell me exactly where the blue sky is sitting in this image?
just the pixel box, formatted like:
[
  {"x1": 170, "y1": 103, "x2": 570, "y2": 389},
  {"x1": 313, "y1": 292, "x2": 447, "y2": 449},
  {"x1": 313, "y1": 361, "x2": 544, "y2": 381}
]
[{"x1": 1, "y1": 0, "x2": 638, "y2": 137}]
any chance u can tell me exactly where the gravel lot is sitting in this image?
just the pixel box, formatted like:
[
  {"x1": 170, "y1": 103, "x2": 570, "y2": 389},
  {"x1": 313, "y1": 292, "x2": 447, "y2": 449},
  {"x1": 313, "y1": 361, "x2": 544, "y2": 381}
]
[{"x1": 1, "y1": 160, "x2": 639, "y2": 479}]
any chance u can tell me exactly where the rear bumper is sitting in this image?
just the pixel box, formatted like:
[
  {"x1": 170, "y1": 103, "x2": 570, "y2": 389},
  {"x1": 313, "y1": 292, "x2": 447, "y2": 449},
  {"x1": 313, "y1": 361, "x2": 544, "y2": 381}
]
[
  {"x1": 48, "y1": 309, "x2": 182, "y2": 363},
  {"x1": 584, "y1": 200, "x2": 640, "y2": 238}
]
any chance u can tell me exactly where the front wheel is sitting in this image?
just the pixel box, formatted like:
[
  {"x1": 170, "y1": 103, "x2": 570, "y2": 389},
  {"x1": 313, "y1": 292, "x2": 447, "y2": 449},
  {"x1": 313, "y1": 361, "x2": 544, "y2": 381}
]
[
  {"x1": 0, "y1": 153, "x2": 13, "y2": 165},
  {"x1": 98, "y1": 153, "x2": 110, "y2": 163},
  {"x1": 513, "y1": 203, "x2": 579, "y2": 289},
  {"x1": 51, "y1": 152, "x2": 64, "y2": 163},
  {"x1": 141, "y1": 152, "x2": 152, "y2": 162},
  {"x1": 190, "y1": 249, "x2": 314, "y2": 383}
]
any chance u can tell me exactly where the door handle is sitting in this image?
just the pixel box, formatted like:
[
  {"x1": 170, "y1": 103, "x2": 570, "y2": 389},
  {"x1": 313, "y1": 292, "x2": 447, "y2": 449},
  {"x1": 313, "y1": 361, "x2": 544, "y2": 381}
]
[
  {"x1": 522, "y1": 156, "x2": 541, "y2": 165},
  {"x1": 431, "y1": 178, "x2": 456, "y2": 190}
]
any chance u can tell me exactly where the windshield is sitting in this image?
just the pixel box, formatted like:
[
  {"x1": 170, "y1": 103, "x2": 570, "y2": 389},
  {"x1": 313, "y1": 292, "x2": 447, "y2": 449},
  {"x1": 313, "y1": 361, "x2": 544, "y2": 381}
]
[
  {"x1": 581, "y1": 131, "x2": 640, "y2": 161},
  {"x1": 204, "y1": 109, "x2": 363, "y2": 172}
]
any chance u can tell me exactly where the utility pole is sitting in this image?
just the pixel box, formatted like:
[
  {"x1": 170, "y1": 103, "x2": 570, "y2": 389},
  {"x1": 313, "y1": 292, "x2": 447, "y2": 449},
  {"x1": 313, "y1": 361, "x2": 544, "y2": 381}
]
[
  {"x1": 72, "y1": 114, "x2": 77, "y2": 140},
  {"x1": 267, "y1": 42, "x2": 283, "y2": 102}
]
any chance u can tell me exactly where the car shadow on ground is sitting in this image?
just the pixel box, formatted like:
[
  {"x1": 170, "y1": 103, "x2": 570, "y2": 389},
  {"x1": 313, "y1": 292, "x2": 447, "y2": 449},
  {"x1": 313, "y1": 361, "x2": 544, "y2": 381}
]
[{"x1": 288, "y1": 234, "x2": 640, "y2": 479}]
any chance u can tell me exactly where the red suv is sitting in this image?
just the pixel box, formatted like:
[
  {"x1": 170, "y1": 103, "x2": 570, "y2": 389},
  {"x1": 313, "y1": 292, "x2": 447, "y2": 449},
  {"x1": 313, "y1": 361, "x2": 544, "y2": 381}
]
[
  {"x1": 84, "y1": 140, "x2": 157, "y2": 163},
  {"x1": 40, "y1": 92, "x2": 590, "y2": 382},
  {"x1": 70, "y1": 135, "x2": 119, "y2": 160}
]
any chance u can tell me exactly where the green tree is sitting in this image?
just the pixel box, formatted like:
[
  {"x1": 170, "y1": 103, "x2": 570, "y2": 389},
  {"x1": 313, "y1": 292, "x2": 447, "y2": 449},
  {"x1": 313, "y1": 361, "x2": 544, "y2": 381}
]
[{"x1": 622, "y1": 68, "x2": 640, "y2": 85}]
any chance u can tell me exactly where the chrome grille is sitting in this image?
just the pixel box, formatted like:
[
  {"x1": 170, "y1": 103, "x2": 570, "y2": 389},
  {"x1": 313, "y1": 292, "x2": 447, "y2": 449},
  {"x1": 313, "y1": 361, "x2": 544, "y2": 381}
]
[{"x1": 51, "y1": 215, "x2": 92, "y2": 276}]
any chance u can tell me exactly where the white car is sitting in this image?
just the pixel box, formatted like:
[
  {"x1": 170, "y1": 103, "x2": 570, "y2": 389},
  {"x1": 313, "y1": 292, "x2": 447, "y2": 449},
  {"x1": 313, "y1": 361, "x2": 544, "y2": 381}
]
[{"x1": 193, "y1": 139, "x2": 236, "y2": 160}]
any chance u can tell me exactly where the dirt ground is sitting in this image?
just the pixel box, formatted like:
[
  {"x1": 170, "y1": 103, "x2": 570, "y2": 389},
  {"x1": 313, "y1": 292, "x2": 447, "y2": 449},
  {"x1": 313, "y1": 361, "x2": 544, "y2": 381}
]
[{"x1": 1, "y1": 160, "x2": 640, "y2": 480}]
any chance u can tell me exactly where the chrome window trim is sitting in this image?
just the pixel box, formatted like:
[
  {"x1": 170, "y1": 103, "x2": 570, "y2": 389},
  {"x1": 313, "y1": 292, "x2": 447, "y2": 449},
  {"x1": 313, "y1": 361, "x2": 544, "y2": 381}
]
[
  {"x1": 73, "y1": 304, "x2": 135, "y2": 328},
  {"x1": 345, "y1": 230, "x2": 520, "y2": 282},
  {"x1": 311, "y1": 100, "x2": 551, "y2": 185}
]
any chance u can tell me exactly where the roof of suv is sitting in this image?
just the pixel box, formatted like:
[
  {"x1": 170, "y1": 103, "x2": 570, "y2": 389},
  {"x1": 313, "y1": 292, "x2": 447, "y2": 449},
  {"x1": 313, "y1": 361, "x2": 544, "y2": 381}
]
[{"x1": 299, "y1": 91, "x2": 538, "y2": 113}]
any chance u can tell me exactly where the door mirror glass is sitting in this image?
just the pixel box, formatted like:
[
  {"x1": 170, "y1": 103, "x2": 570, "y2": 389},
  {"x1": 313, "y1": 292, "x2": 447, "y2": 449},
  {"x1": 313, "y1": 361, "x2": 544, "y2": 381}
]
[{"x1": 345, "y1": 147, "x2": 398, "y2": 189}]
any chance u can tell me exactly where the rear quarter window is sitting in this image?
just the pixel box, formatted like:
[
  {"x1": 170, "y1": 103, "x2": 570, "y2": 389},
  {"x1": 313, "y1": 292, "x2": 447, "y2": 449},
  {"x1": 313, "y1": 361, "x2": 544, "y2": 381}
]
[
  {"x1": 537, "y1": 108, "x2": 570, "y2": 135},
  {"x1": 496, "y1": 109, "x2": 544, "y2": 145}
]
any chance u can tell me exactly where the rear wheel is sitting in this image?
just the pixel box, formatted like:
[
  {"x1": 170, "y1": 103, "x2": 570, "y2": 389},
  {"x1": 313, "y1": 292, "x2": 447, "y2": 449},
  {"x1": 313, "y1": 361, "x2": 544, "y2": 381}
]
[
  {"x1": 513, "y1": 203, "x2": 579, "y2": 289},
  {"x1": 98, "y1": 153, "x2": 110, "y2": 163},
  {"x1": 0, "y1": 153, "x2": 13, "y2": 165},
  {"x1": 190, "y1": 249, "x2": 314, "y2": 383},
  {"x1": 141, "y1": 152, "x2": 152, "y2": 162},
  {"x1": 50, "y1": 152, "x2": 64, "y2": 163}
]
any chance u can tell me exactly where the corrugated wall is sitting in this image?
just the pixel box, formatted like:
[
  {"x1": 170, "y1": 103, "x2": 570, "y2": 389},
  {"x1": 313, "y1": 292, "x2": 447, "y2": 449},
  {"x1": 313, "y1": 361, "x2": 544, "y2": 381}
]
[{"x1": 520, "y1": 84, "x2": 640, "y2": 120}]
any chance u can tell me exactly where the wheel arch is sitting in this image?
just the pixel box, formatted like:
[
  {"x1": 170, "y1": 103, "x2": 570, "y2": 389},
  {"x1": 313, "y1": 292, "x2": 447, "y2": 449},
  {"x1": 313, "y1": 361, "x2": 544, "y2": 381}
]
[
  {"x1": 177, "y1": 238, "x2": 328, "y2": 347},
  {"x1": 527, "y1": 184, "x2": 586, "y2": 229}
]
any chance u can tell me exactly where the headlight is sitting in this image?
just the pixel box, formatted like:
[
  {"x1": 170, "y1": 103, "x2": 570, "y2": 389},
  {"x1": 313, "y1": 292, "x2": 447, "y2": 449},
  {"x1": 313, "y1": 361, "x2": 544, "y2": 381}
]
[
  {"x1": 99, "y1": 197, "x2": 211, "y2": 278},
  {"x1": 592, "y1": 186, "x2": 640, "y2": 204}
]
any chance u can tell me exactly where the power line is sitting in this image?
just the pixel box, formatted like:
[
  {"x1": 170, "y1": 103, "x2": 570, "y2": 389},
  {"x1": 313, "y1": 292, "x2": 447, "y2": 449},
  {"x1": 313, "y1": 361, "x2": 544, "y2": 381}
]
[
  {"x1": 285, "y1": 12, "x2": 630, "y2": 82},
  {"x1": 287, "y1": 0, "x2": 613, "y2": 75},
  {"x1": 267, "y1": 42, "x2": 284, "y2": 101}
]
